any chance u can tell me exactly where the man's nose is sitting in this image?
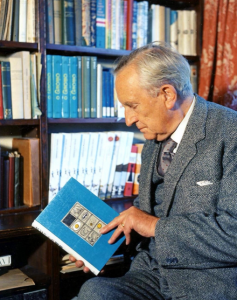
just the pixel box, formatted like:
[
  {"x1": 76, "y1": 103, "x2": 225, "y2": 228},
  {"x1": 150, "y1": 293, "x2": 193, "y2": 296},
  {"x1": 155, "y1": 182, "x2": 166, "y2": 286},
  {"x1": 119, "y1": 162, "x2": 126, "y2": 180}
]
[{"x1": 125, "y1": 109, "x2": 138, "y2": 127}]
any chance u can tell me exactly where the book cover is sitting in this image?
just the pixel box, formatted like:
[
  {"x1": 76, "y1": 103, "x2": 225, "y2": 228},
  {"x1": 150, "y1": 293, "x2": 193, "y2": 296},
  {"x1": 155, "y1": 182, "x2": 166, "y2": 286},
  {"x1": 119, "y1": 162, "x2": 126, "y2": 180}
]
[
  {"x1": 81, "y1": 56, "x2": 91, "y2": 118},
  {"x1": 126, "y1": 0, "x2": 133, "y2": 50},
  {"x1": 69, "y1": 56, "x2": 78, "y2": 118},
  {"x1": 132, "y1": 143, "x2": 144, "y2": 195},
  {"x1": 32, "y1": 177, "x2": 125, "y2": 275},
  {"x1": 90, "y1": 56, "x2": 97, "y2": 118},
  {"x1": 96, "y1": 0, "x2": 106, "y2": 48},
  {"x1": 12, "y1": 0, "x2": 20, "y2": 42},
  {"x1": 62, "y1": 0, "x2": 75, "y2": 45},
  {"x1": 12, "y1": 138, "x2": 40, "y2": 207},
  {"x1": 74, "y1": 0, "x2": 82, "y2": 46},
  {"x1": 52, "y1": 55, "x2": 62, "y2": 118},
  {"x1": 124, "y1": 145, "x2": 137, "y2": 197},
  {"x1": 53, "y1": 0, "x2": 62, "y2": 44},
  {"x1": 61, "y1": 56, "x2": 70, "y2": 118},
  {"x1": 1, "y1": 61, "x2": 12, "y2": 119},
  {"x1": 46, "y1": 55, "x2": 53, "y2": 118},
  {"x1": 77, "y1": 56, "x2": 82, "y2": 118},
  {"x1": 46, "y1": 0, "x2": 55, "y2": 43}
]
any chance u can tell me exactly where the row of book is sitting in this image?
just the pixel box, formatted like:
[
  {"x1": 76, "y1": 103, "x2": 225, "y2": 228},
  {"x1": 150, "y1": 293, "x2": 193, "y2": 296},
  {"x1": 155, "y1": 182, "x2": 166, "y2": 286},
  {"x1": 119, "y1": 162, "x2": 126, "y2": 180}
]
[
  {"x1": 0, "y1": 138, "x2": 40, "y2": 210},
  {"x1": 0, "y1": 51, "x2": 42, "y2": 120},
  {"x1": 47, "y1": 54, "x2": 124, "y2": 119},
  {"x1": 48, "y1": 131, "x2": 144, "y2": 203},
  {"x1": 46, "y1": 0, "x2": 197, "y2": 56},
  {"x1": 0, "y1": 0, "x2": 38, "y2": 43}
]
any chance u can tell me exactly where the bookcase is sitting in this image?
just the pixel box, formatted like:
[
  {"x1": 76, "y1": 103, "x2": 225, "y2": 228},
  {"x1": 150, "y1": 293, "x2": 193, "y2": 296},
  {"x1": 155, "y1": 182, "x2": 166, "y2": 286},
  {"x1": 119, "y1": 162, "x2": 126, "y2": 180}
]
[{"x1": 0, "y1": 0, "x2": 203, "y2": 299}]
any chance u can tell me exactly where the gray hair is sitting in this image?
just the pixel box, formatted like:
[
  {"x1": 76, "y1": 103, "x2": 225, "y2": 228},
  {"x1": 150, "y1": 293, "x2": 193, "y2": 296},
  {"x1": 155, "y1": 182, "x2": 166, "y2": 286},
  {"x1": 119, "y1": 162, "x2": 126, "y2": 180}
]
[{"x1": 114, "y1": 43, "x2": 193, "y2": 100}]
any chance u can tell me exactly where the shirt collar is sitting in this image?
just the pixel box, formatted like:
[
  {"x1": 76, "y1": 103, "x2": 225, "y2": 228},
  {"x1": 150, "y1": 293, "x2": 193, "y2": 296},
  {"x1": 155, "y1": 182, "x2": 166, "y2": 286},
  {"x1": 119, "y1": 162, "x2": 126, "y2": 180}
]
[{"x1": 171, "y1": 95, "x2": 196, "y2": 153}]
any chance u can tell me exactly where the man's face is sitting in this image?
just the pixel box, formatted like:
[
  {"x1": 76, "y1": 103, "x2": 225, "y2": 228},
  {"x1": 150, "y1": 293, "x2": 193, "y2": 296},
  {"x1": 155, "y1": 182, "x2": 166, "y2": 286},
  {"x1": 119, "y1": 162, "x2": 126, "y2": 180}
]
[{"x1": 115, "y1": 65, "x2": 176, "y2": 141}]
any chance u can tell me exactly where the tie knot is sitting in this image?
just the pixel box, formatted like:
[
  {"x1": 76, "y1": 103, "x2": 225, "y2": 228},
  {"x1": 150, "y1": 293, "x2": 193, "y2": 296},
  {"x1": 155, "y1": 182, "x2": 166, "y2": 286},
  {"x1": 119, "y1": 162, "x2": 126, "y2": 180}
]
[{"x1": 163, "y1": 138, "x2": 177, "y2": 153}]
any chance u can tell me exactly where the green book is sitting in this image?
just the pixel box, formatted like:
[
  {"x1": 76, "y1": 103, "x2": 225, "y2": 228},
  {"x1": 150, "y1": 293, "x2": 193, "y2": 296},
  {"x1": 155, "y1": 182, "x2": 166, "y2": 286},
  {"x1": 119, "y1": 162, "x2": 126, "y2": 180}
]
[
  {"x1": 82, "y1": 56, "x2": 91, "y2": 118},
  {"x1": 90, "y1": 56, "x2": 97, "y2": 118}
]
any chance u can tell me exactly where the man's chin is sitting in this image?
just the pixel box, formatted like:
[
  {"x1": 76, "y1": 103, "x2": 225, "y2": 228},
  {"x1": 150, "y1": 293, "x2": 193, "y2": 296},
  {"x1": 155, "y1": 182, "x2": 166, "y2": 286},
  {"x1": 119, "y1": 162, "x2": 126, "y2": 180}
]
[{"x1": 143, "y1": 133, "x2": 158, "y2": 140}]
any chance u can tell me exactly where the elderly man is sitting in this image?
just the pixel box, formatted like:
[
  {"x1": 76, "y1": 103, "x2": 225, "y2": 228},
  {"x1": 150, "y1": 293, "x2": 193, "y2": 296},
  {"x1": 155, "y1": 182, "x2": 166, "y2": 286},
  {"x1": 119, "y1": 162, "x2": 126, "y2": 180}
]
[{"x1": 71, "y1": 43, "x2": 237, "y2": 300}]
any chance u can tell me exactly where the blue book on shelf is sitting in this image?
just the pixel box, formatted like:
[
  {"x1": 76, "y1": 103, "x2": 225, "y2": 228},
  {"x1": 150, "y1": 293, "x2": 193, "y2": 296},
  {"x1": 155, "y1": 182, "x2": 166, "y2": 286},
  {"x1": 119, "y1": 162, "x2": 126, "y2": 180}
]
[
  {"x1": 132, "y1": 1, "x2": 137, "y2": 50},
  {"x1": 77, "y1": 56, "x2": 82, "y2": 118},
  {"x1": 1, "y1": 61, "x2": 12, "y2": 119},
  {"x1": 109, "y1": 71, "x2": 114, "y2": 117},
  {"x1": 46, "y1": 55, "x2": 53, "y2": 118},
  {"x1": 32, "y1": 177, "x2": 125, "y2": 275},
  {"x1": 46, "y1": 0, "x2": 54, "y2": 43},
  {"x1": 82, "y1": 56, "x2": 91, "y2": 118},
  {"x1": 62, "y1": 56, "x2": 70, "y2": 118},
  {"x1": 90, "y1": 0, "x2": 96, "y2": 47},
  {"x1": 52, "y1": 55, "x2": 62, "y2": 118},
  {"x1": 69, "y1": 56, "x2": 78, "y2": 118},
  {"x1": 62, "y1": 0, "x2": 75, "y2": 45},
  {"x1": 96, "y1": 0, "x2": 106, "y2": 48},
  {"x1": 102, "y1": 69, "x2": 108, "y2": 118}
]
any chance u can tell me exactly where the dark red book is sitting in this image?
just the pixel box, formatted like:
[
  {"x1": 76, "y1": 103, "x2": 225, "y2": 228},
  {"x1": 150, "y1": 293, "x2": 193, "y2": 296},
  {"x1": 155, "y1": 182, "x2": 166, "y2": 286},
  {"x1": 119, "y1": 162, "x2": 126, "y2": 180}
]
[
  {"x1": 124, "y1": 145, "x2": 137, "y2": 196},
  {"x1": 0, "y1": 63, "x2": 4, "y2": 119},
  {"x1": 126, "y1": 0, "x2": 133, "y2": 50}
]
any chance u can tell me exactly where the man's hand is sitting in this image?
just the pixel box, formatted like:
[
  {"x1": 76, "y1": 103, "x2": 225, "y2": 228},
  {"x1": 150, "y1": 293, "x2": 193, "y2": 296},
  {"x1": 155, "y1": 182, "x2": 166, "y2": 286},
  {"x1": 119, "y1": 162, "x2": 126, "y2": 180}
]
[
  {"x1": 100, "y1": 206, "x2": 159, "y2": 245},
  {"x1": 68, "y1": 255, "x2": 90, "y2": 273}
]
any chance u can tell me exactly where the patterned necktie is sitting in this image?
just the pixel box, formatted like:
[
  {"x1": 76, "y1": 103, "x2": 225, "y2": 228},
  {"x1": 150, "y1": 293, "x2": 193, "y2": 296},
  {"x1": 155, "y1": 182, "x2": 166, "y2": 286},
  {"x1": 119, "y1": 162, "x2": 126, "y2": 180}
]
[{"x1": 158, "y1": 138, "x2": 177, "y2": 176}]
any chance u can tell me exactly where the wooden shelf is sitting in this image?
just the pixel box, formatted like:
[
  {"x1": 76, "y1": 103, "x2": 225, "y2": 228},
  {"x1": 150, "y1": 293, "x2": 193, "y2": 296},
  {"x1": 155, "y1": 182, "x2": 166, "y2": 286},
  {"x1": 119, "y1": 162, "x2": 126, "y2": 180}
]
[
  {"x1": 0, "y1": 41, "x2": 38, "y2": 51},
  {"x1": 48, "y1": 117, "x2": 126, "y2": 124},
  {"x1": 0, "y1": 119, "x2": 40, "y2": 126}
]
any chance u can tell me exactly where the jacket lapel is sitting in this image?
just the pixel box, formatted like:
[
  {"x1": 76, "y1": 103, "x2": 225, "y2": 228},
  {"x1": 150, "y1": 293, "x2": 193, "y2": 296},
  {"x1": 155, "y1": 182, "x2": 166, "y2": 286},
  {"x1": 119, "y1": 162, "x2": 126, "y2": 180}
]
[{"x1": 162, "y1": 95, "x2": 208, "y2": 216}]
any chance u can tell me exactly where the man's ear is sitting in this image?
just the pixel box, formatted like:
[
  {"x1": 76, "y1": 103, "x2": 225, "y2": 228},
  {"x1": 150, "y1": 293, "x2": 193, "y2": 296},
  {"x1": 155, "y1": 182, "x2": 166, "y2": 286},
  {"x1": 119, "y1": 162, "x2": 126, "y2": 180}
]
[{"x1": 160, "y1": 85, "x2": 177, "y2": 110}]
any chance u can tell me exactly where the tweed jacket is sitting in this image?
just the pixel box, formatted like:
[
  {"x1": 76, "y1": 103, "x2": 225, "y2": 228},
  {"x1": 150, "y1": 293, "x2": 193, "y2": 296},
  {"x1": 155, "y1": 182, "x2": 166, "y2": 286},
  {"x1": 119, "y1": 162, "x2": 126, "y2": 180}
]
[{"x1": 134, "y1": 95, "x2": 237, "y2": 299}]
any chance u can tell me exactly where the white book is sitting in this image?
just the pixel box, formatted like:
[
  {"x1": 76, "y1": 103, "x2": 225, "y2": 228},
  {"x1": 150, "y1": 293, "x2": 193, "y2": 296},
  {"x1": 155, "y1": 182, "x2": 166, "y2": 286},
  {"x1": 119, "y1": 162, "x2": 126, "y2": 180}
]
[
  {"x1": 182, "y1": 10, "x2": 191, "y2": 56},
  {"x1": 151, "y1": 5, "x2": 158, "y2": 42},
  {"x1": 59, "y1": 133, "x2": 72, "y2": 189},
  {"x1": 97, "y1": 64, "x2": 103, "y2": 118},
  {"x1": 19, "y1": 0, "x2": 27, "y2": 42},
  {"x1": 91, "y1": 132, "x2": 107, "y2": 196},
  {"x1": 84, "y1": 133, "x2": 99, "y2": 191},
  {"x1": 190, "y1": 10, "x2": 197, "y2": 55},
  {"x1": 19, "y1": 51, "x2": 31, "y2": 119},
  {"x1": 143, "y1": 1, "x2": 148, "y2": 45},
  {"x1": 118, "y1": 132, "x2": 134, "y2": 197},
  {"x1": 68, "y1": 133, "x2": 82, "y2": 180},
  {"x1": 98, "y1": 132, "x2": 116, "y2": 200},
  {"x1": 48, "y1": 133, "x2": 64, "y2": 202},
  {"x1": 111, "y1": 131, "x2": 128, "y2": 197},
  {"x1": 53, "y1": 0, "x2": 62, "y2": 44},
  {"x1": 77, "y1": 133, "x2": 90, "y2": 186},
  {"x1": 177, "y1": 10, "x2": 183, "y2": 54},
  {"x1": 106, "y1": 131, "x2": 121, "y2": 199},
  {"x1": 36, "y1": 53, "x2": 42, "y2": 104},
  {"x1": 137, "y1": 2, "x2": 144, "y2": 48},
  {"x1": 0, "y1": 55, "x2": 24, "y2": 119},
  {"x1": 27, "y1": 0, "x2": 36, "y2": 42},
  {"x1": 111, "y1": 0, "x2": 117, "y2": 49}
]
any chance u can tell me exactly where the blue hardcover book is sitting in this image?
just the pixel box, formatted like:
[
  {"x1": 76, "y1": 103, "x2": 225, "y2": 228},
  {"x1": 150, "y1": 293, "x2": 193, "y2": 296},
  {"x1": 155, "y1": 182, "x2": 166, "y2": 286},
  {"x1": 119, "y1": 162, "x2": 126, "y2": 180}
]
[
  {"x1": 132, "y1": 1, "x2": 137, "y2": 50},
  {"x1": 52, "y1": 55, "x2": 62, "y2": 118},
  {"x1": 90, "y1": 56, "x2": 97, "y2": 118},
  {"x1": 1, "y1": 61, "x2": 12, "y2": 119},
  {"x1": 102, "y1": 69, "x2": 108, "y2": 118},
  {"x1": 74, "y1": 0, "x2": 82, "y2": 46},
  {"x1": 96, "y1": 0, "x2": 106, "y2": 48},
  {"x1": 62, "y1": 56, "x2": 70, "y2": 118},
  {"x1": 90, "y1": 0, "x2": 96, "y2": 47},
  {"x1": 46, "y1": 55, "x2": 53, "y2": 118},
  {"x1": 12, "y1": 0, "x2": 20, "y2": 42},
  {"x1": 46, "y1": 0, "x2": 55, "y2": 43},
  {"x1": 32, "y1": 178, "x2": 125, "y2": 275},
  {"x1": 69, "y1": 56, "x2": 78, "y2": 118},
  {"x1": 62, "y1": 0, "x2": 75, "y2": 45},
  {"x1": 77, "y1": 56, "x2": 82, "y2": 118},
  {"x1": 82, "y1": 56, "x2": 91, "y2": 118}
]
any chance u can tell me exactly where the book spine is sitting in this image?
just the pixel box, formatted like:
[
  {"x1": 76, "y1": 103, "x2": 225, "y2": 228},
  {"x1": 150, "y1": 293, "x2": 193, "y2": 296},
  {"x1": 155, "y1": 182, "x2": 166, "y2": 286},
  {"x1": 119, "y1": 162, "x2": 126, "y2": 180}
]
[
  {"x1": 143, "y1": 1, "x2": 148, "y2": 45},
  {"x1": 96, "y1": 63, "x2": 102, "y2": 118},
  {"x1": 190, "y1": 64, "x2": 198, "y2": 93},
  {"x1": 109, "y1": 71, "x2": 114, "y2": 117},
  {"x1": 46, "y1": 0, "x2": 55, "y2": 44},
  {"x1": 177, "y1": 10, "x2": 183, "y2": 54},
  {"x1": 170, "y1": 10, "x2": 178, "y2": 50},
  {"x1": 82, "y1": 0, "x2": 91, "y2": 46},
  {"x1": 27, "y1": 0, "x2": 36, "y2": 42},
  {"x1": 69, "y1": 56, "x2": 78, "y2": 118},
  {"x1": 14, "y1": 153, "x2": 21, "y2": 207},
  {"x1": 22, "y1": 51, "x2": 32, "y2": 120},
  {"x1": 19, "y1": 0, "x2": 27, "y2": 42},
  {"x1": 131, "y1": 0, "x2": 137, "y2": 50},
  {"x1": 52, "y1": 55, "x2": 62, "y2": 118},
  {"x1": 3, "y1": 158, "x2": 9, "y2": 209},
  {"x1": 105, "y1": 0, "x2": 111, "y2": 49},
  {"x1": 62, "y1": 0, "x2": 75, "y2": 45},
  {"x1": 47, "y1": 55, "x2": 53, "y2": 118},
  {"x1": 190, "y1": 10, "x2": 197, "y2": 55},
  {"x1": 132, "y1": 143, "x2": 143, "y2": 195},
  {"x1": 182, "y1": 10, "x2": 191, "y2": 56},
  {"x1": 102, "y1": 69, "x2": 107, "y2": 118},
  {"x1": 119, "y1": 0, "x2": 124, "y2": 50},
  {"x1": 111, "y1": 0, "x2": 116, "y2": 49},
  {"x1": 165, "y1": 7, "x2": 171, "y2": 44},
  {"x1": 77, "y1": 133, "x2": 90, "y2": 185},
  {"x1": 123, "y1": 0, "x2": 127, "y2": 50},
  {"x1": 8, "y1": 153, "x2": 15, "y2": 208},
  {"x1": 90, "y1": 56, "x2": 97, "y2": 118},
  {"x1": 1, "y1": 61, "x2": 12, "y2": 119},
  {"x1": 96, "y1": 0, "x2": 106, "y2": 48},
  {"x1": 74, "y1": 0, "x2": 82, "y2": 46},
  {"x1": 77, "y1": 56, "x2": 82, "y2": 118},
  {"x1": 126, "y1": 0, "x2": 133, "y2": 50},
  {"x1": 30, "y1": 54, "x2": 41, "y2": 119},
  {"x1": 5, "y1": 0, "x2": 14, "y2": 41},
  {"x1": 59, "y1": 133, "x2": 72, "y2": 189},
  {"x1": 90, "y1": 0, "x2": 96, "y2": 47},
  {"x1": 0, "y1": 0, "x2": 7, "y2": 40},
  {"x1": 68, "y1": 133, "x2": 82, "y2": 179},
  {"x1": 12, "y1": 0, "x2": 20, "y2": 41},
  {"x1": 0, "y1": 64, "x2": 3, "y2": 119},
  {"x1": 61, "y1": 56, "x2": 70, "y2": 118},
  {"x1": 123, "y1": 145, "x2": 137, "y2": 197},
  {"x1": 81, "y1": 56, "x2": 91, "y2": 118},
  {"x1": 53, "y1": 0, "x2": 62, "y2": 44}
]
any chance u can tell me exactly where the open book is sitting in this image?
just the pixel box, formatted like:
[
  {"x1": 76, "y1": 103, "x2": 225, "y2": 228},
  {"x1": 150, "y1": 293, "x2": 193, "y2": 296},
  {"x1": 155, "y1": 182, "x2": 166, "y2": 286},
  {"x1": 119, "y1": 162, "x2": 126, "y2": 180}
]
[{"x1": 32, "y1": 178, "x2": 125, "y2": 275}]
